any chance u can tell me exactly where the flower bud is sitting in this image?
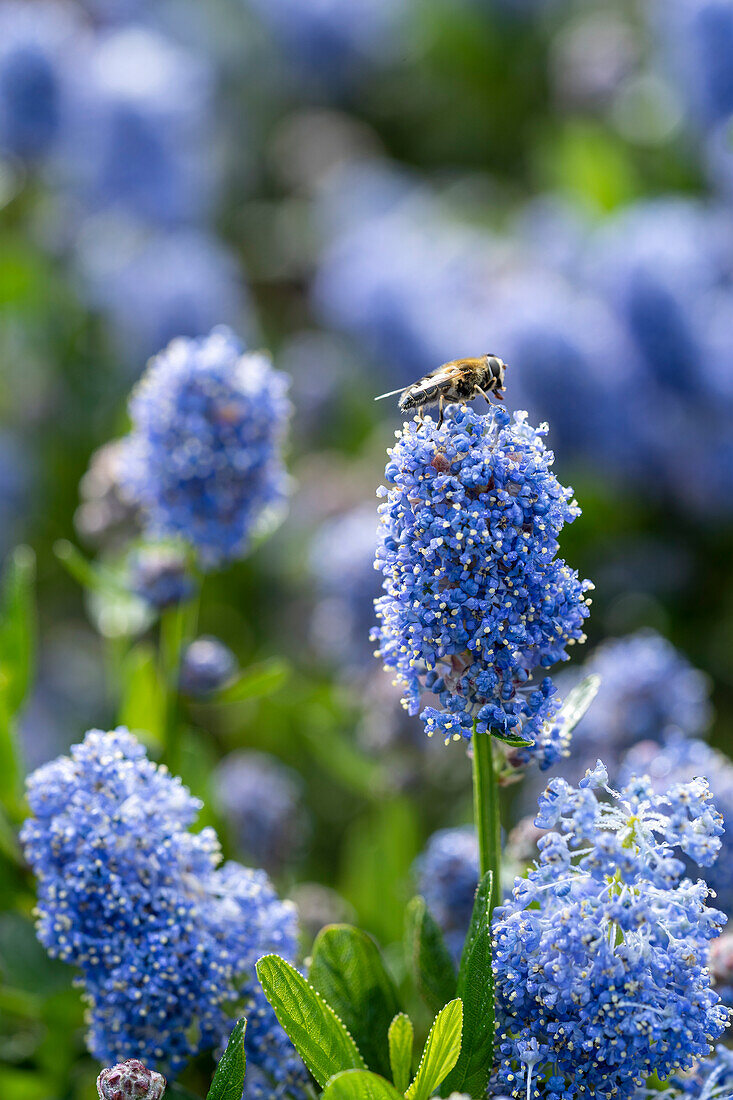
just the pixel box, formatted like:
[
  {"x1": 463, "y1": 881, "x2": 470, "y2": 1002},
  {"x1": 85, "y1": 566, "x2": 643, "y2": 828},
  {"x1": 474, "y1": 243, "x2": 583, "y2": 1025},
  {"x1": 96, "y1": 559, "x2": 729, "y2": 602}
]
[{"x1": 97, "y1": 1060, "x2": 166, "y2": 1100}]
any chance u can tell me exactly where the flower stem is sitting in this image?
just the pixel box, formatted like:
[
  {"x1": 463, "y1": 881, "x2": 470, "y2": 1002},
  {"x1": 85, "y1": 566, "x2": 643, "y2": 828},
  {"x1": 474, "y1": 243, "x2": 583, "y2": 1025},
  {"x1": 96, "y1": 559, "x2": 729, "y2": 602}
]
[
  {"x1": 160, "y1": 595, "x2": 199, "y2": 775},
  {"x1": 472, "y1": 723, "x2": 501, "y2": 913}
]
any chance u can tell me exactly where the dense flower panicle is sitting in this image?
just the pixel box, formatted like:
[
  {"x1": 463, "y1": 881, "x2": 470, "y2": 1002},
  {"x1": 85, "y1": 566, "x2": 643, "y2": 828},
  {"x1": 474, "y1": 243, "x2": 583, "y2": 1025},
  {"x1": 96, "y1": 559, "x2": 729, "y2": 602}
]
[
  {"x1": 21, "y1": 728, "x2": 307, "y2": 1096},
  {"x1": 565, "y1": 630, "x2": 712, "y2": 781},
  {"x1": 494, "y1": 765, "x2": 729, "y2": 1099},
  {"x1": 373, "y1": 404, "x2": 592, "y2": 751},
  {"x1": 126, "y1": 545, "x2": 195, "y2": 610},
  {"x1": 415, "y1": 828, "x2": 479, "y2": 962},
  {"x1": 179, "y1": 636, "x2": 237, "y2": 697},
  {"x1": 120, "y1": 328, "x2": 291, "y2": 567},
  {"x1": 213, "y1": 751, "x2": 310, "y2": 873},
  {"x1": 620, "y1": 735, "x2": 733, "y2": 917}
]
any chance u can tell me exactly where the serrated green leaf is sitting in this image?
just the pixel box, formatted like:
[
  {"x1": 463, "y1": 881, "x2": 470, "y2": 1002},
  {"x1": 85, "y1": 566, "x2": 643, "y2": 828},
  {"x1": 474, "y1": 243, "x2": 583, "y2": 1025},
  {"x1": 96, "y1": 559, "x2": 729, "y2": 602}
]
[
  {"x1": 405, "y1": 896, "x2": 457, "y2": 1016},
  {"x1": 555, "y1": 674, "x2": 601, "y2": 734},
  {"x1": 443, "y1": 872, "x2": 494, "y2": 1097},
  {"x1": 322, "y1": 1069, "x2": 404, "y2": 1100},
  {"x1": 309, "y1": 925, "x2": 401, "y2": 1078},
  {"x1": 388, "y1": 1013, "x2": 413, "y2": 1094},
  {"x1": 457, "y1": 871, "x2": 492, "y2": 987},
  {"x1": 215, "y1": 658, "x2": 290, "y2": 703},
  {"x1": 256, "y1": 954, "x2": 365, "y2": 1087},
  {"x1": 206, "y1": 1018, "x2": 246, "y2": 1100},
  {"x1": 406, "y1": 999, "x2": 463, "y2": 1100}
]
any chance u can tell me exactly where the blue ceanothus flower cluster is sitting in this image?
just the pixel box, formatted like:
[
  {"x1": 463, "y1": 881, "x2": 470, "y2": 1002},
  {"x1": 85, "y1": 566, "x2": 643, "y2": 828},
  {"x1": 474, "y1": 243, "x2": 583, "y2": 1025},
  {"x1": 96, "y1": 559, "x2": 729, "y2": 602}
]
[
  {"x1": 20, "y1": 728, "x2": 307, "y2": 1098},
  {"x1": 120, "y1": 327, "x2": 290, "y2": 568},
  {"x1": 373, "y1": 404, "x2": 592, "y2": 754},
  {"x1": 493, "y1": 763, "x2": 729, "y2": 1100}
]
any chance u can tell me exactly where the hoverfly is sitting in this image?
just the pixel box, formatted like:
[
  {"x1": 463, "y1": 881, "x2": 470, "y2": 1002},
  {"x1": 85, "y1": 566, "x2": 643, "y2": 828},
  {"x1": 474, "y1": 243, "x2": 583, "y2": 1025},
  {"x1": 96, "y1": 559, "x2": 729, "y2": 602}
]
[{"x1": 374, "y1": 353, "x2": 507, "y2": 425}]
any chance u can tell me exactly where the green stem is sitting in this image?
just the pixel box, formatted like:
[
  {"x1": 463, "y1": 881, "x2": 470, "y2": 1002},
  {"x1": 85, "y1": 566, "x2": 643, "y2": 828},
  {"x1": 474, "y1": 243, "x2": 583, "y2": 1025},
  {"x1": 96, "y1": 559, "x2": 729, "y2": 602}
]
[
  {"x1": 160, "y1": 595, "x2": 200, "y2": 775},
  {"x1": 471, "y1": 723, "x2": 501, "y2": 913}
]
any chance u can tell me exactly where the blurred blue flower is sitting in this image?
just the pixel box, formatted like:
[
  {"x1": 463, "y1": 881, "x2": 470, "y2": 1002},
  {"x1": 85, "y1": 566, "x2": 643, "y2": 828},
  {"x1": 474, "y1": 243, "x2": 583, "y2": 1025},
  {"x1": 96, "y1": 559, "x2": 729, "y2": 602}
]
[
  {"x1": 620, "y1": 734, "x2": 733, "y2": 918},
  {"x1": 309, "y1": 504, "x2": 378, "y2": 674},
  {"x1": 120, "y1": 327, "x2": 290, "y2": 567},
  {"x1": 179, "y1": 636, "x2": 237, "y2": 697},
  {"x1": 657, "y1": 0, "x2": 733, "y2": 126},
  {"x1": 59, "y1": 25, "x2": 213, "y2": 224},
  {"x1": 126, "y1": 543, "x2": 195, "y2": 610},
  {"x1": 414, "y1": 827, "x2": 479, "y2": 963},
  {"x1": 495, "y1": 766, "x2": 728, "y2": 1098},
  {"x1": 569, "y1": 630, "x2": 712, "y2": 782},
  {"x1": 373, "y1": 404, "x2": 591, "y2": 749},
  {"x1": 75, "y1": 223, "x2": 250, "y2": 364},
  {"x1": 0, "y1": 1, "x2": 79, "y2": 160},
  {"x1": 21, "y1": 728, "x2": 307, "y2": 1095},
  {"x1": 246, "y1": 0, "x2": 408, "y2": 89},
  {"x1": 213, "y1": 750, "x2": 310, "y2": 873}
]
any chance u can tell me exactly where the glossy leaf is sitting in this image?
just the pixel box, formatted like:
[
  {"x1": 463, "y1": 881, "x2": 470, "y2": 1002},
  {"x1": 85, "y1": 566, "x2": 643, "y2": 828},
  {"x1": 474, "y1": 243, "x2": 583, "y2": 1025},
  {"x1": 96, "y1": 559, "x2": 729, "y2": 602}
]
[
  {"x1": 443, "y1": 872, "x2": 494, "y2": 1097},
  {"x1": 322, "y1": 1069, "x2": 404, "y2": 1100},
  {"x1": 555, "y1": 674, "x2": 601, "y2": 734},
  {"x1": 406, "y1": 999, "x2": 463, "y2": 1100},
  {"x1": 206, "y1": 1018, "x2": 246, "y2": 1100},
  {"x1": 388, "y1": 1013, "x2": 413, "y2": 1094},
  {"x1": 256, "y1": 954, "x2": 365, "y2": 1087},
  {"x1": 309, "y1": 925, "x2": 401, "y2": 1078},
  {"x1": 405, "y1": 896, "x2": 457, "y2": 1015}
]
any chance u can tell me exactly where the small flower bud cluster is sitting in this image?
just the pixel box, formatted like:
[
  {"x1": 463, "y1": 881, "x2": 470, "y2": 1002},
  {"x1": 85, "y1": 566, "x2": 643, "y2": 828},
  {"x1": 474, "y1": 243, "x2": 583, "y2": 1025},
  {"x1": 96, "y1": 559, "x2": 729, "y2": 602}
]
[{"x1": 97, "y1": 1060, "x2": 166, "y2": 1100}]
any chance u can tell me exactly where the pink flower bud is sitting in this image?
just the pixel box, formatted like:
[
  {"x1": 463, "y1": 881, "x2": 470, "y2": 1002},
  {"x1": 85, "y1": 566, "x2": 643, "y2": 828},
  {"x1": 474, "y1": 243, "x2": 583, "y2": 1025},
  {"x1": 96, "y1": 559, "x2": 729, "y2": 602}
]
[{"x1": 96, "y1": 1060, "x2": 166, "y2": 1100}]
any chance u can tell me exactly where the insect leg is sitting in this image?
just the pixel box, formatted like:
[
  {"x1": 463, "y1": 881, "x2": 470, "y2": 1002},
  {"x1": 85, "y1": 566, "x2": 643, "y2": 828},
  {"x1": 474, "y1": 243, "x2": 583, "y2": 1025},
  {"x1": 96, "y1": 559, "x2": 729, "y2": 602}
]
[
  {"x1": 474, "y1": 384, "x2": 493, "y2": 405},
  {"x1": 437, "y1": 395, "x2": 445, "y2": 427}
]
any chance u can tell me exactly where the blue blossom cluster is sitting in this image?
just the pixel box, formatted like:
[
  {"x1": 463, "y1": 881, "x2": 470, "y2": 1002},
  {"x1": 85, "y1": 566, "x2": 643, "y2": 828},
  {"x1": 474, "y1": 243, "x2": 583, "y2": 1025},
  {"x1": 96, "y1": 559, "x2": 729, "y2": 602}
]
[
  {"x1": 372, "y1": 403, "x2": 592, "y2": 749},
  {"x1": 414, "y1": 827, "x2": 479, "y2": 962},
  {"x1": 126, "y1": 544, "x2": 195, "y2": 610},
  {"x1": 120, "y1": 328, "x2": 291, "y2": 568},
  {"x1": 620, "y1": 734, "x2": 733, "y2": 918},
  {"x1": 494, "y1": 763, "x2": 729, "y2": 1099},
  {"x1": 213, "y1": 751, "x2": 309, "y2": 873},
  {"x1": 567, "y1": 630, "x2": 712, "y2": 782},
  {"x1": 634, "y1": 1045, "x2": 733, "y2": 1100},
  {"x1": 315, "y1": 168, "x2": 733, "y2": 514},
  {"x1": 20, "y1": 728, "x2": 307, "y2": 1095}
]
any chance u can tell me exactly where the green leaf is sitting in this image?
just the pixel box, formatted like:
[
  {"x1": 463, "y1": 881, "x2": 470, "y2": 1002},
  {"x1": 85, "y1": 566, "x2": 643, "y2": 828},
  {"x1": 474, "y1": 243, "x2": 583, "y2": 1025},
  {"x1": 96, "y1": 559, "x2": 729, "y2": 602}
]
[
  {"x1": 322, "y1": 1070, "x2": 404, "y2": 1100},
  {"x1": 206, "y1": 1018, "x2": 246, "y2": 1100},
  {"x1": 405, "y1": 896, "x2": 457, "y2": 1016},
  {"x1": 215, "y1": 658, "x2": 291, "y2": 703},
  {"x1": 489, "y1": 729, "x2": 534, "y2": 748},
  {"x1": 309, "y1": 925, "x2": 401, "y2": 1078},
  {"x1": 0, "y1": 546, "x2": 36, "y2": 715},
  {"x1": 555, "y1": 674, "x2": 601, "y2": 734},
  {"x1": 117, "y1": 643, "x2": 165, "y2": 743},
  {"x1": 406, "y1": 999, "x2": 463, "y2": 1100},
  {"x1": 443, "y1": 872, "x2": 494, "y2": 1097},
  {"x1": 388, "y1": 1013, "x2": 413, "y2": 1094},
  {"x1": 256, "y1": 954, "x2": 365, "y2": 1087}
]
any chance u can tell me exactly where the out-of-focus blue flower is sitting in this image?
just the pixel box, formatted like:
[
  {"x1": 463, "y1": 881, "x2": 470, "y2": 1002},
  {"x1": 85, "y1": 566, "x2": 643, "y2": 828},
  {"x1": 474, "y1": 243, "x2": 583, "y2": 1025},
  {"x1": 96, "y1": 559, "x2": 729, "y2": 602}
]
[
  {"x1": 59, "y1": 25, "x2": 213, "y2": 224},
  {"x1": 0, "y1": 1, "x2": 79, "y2": 160},
  {"x1": 75, "y1": 223, "x2": 250, "y2": 364},
  {"x1": 247, "y1": 0, "x2": 408, "y2": 89},
  {"x1": 569, "y1": 630, "x2": 712, "y2": 782},
  {"x1": 494, "y1": 766, "x2": 728, "y2": 1099},
  {"x1": 657, "y1": 0, "x2": 733, "y2": 126},
  {"x1": 126, "y1": 544, "x2": 195, "y2": 610},
  {"x1": 179, "y1": 636, "x2": 237, "y2": 697},
  {"x1": 373, "y1": 404, "x2": 592, "y2": 749},
  {"x1": 120, "y1": 327, "x2": 291, "y2": 567},
  {"x1": 620, "y1": 734, "x2": 733, "y2": 917},
  {"x1": 414, "y1": 827, "x2": 478, "y2": 963},
  {"x1": 213, "y1": 750, "x2": 309, "y2": 873},
  {"x1": 635, "y1": 1045, "x2": 733, "y2": 1099},
  {"x1": 310, "y1": 504, "x2": 378, "y2": 674},
  {"x1": 20, "y1": 728, "x2": 307, "y2": 1096}
]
